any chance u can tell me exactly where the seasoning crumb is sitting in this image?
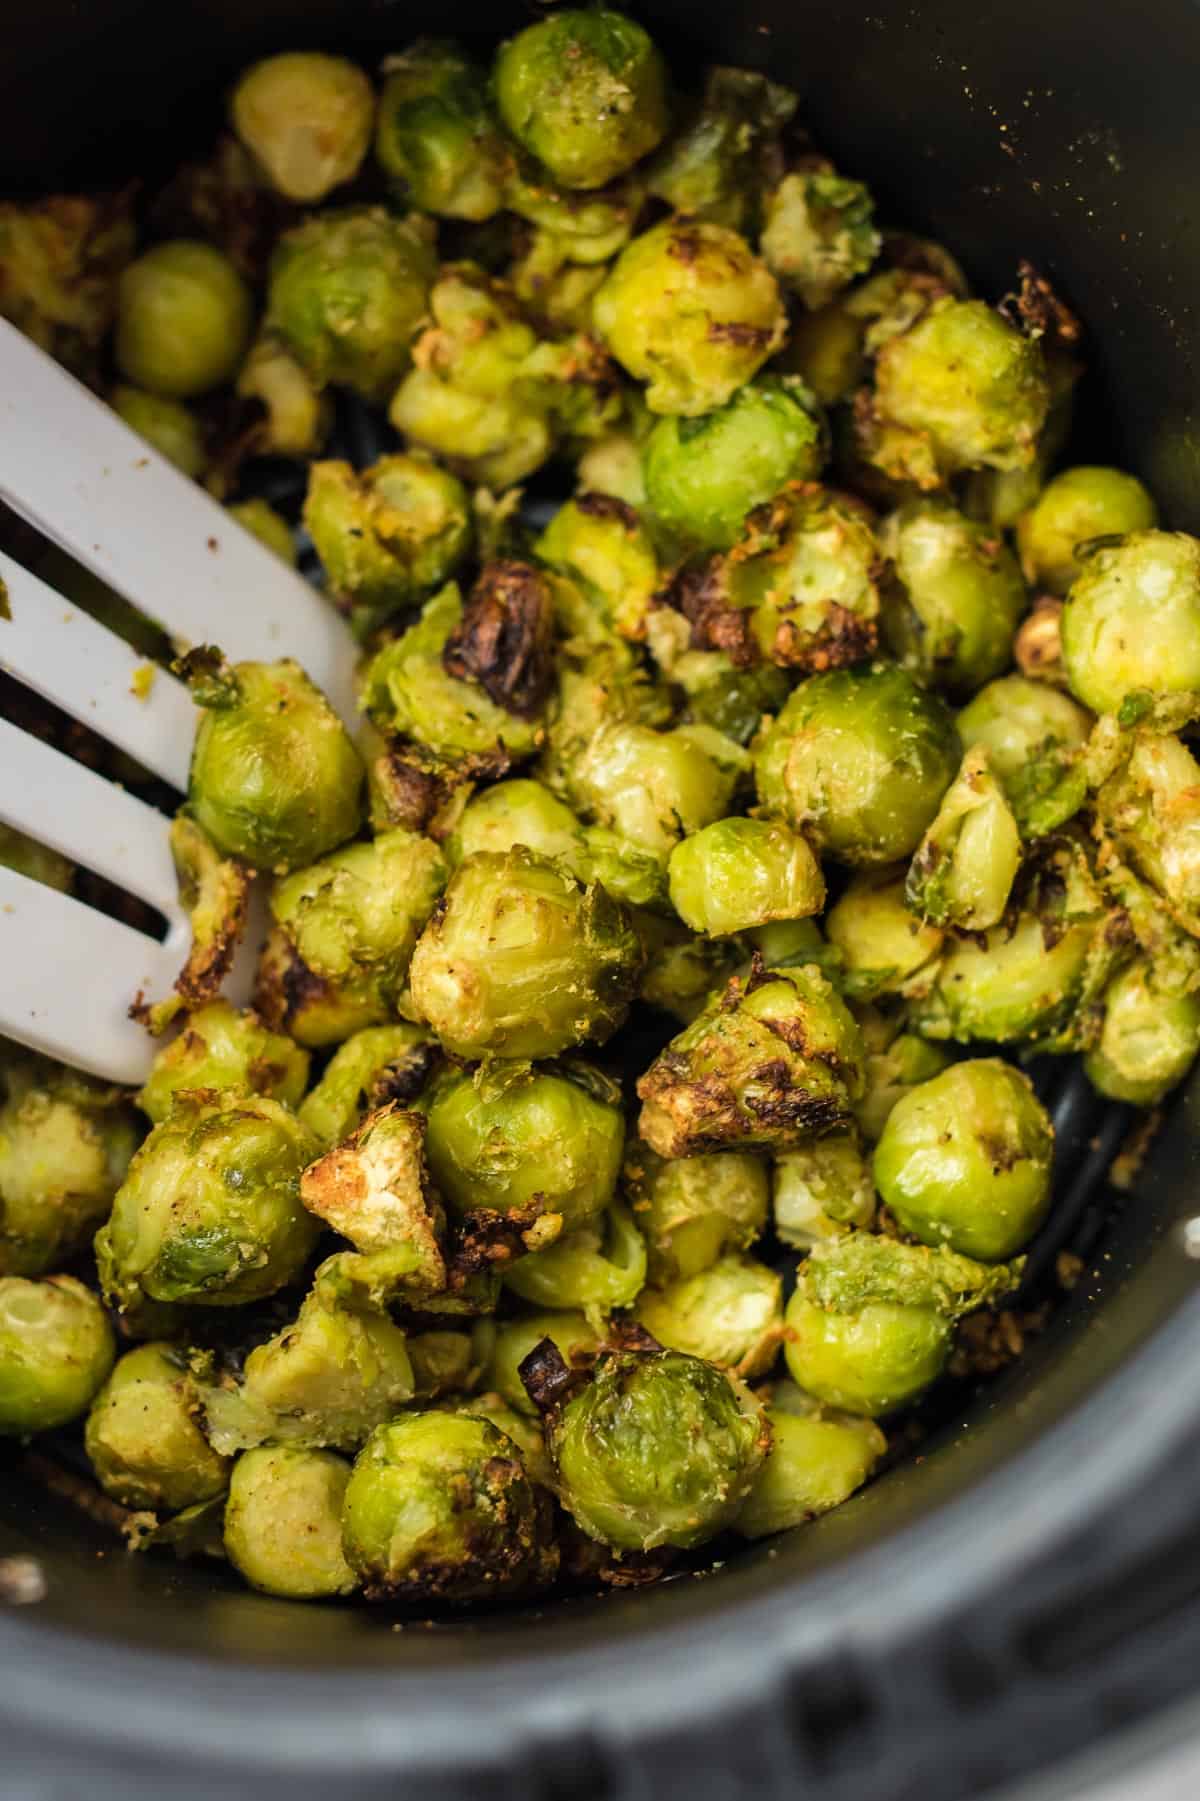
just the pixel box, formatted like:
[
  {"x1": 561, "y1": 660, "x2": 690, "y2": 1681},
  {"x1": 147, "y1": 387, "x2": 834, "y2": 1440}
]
[
  {"x1": 130, "y1": 662, "x2": 156, "y2": 701},
  {"x1": 0, "y1": 1555, "x2": 47, "y2": 1605},
  {"x1": 1056, "y1": 1251, "x2": 1085, "y2": 1291},
  {"x1": 1110, "y1": 1110, "x2": 1162, "y2": 1192}
]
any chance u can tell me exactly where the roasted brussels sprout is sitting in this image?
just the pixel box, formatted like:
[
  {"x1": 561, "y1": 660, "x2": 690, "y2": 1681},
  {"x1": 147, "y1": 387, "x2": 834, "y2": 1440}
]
[
  {"x1": 503, "y1": 1200, "x2": 646, "y2": 1321},
  {"x1": 734, "y1": 1391, "x2": 885, "y2": 1538},
  {"x1": 304, "y1": 454, "x2": 472, "y2": 639},
  {"x1": 874, "y1": 1059, "x2": 1054, "y2": 1261},
  {"x1": 625, "y1": 1144, "x2": 769, "y2": 1283},
  {"x1": 376, "y1": 40, "x2": 510, "y2": 219},
  {"x1": 493, "y1": 9, "x2": 669, "y2": 191},
  {"x1": 224, "y1": 1446, "x2": 358, "y2": 1598},
  {"x1": 642, "y1": 379, "x2": 826, "y2": 554},
  {"x1": 754, "y1": 663, "x2": 961, "y2": 865},
  {"x1": 300, "y1": 1105, "x2": 443, "y2": 1269},
  {"x1": 772, "y1": 1133, "x2": 876, "y2": 1249},
  {"x1": 235, "y1": 331, "x2": 332, "y2": 458},
  {"x1": 424, "y1": 1061, "x2": 625, "y2": 1232},
  {"x1": 568, "y1": 721, "x2": 748, "y2": 862},
  {"x1": 853, "y1": 1015, "x2": 952, "y2": 1143},
  {"x1": 137, "y1": 1000, "x2": 308, "y2": 1126},
  {"x1": 594, "y1": 218, "x2": 786, "y2": 415},
  {"x1": 0, "y1": 191, "x2": 134, "y2": 378},
  {"x1": 408, "y1": 848, "x2": 641, "y2": 1059},
  {"x1": 0, "y1": 1050, "x2": 139, "y2": 1277},
  {"x1": 298, "y1": 1024, "x2": 438, "y2": 1149},
  {"x1": 667, "y1": 817, "x2": 825, "y2": 937},
  {"x1": 1061, "y1": 530, "x2": 1200, "y2": 716},
  {"x1": 266, "y1": 207, "x2": 435, "y2": 400},
  {"x1": 0, "y1": 1275, "x2": 115, "y2": 1436},
  {"x1": 1084, "y1": 960, "x2": 1200, "y2": 1106},
  {"x1": 481, "y1": 1309, "x2": 601, "y2": 1416},
  {"x1": 111, "y1": 383, "x2": 206, "y2": 477},
  {"x1": 537, "y1": 1343, "x2": 768, "y2": 1552},
  {"x1": 824, "y1": 869, "x2": 943, "y2": 1001},
  {"x1": 632, "y1": 912, "x2": 746, "y2": 1023},
  {"x1": 956, "y1": 676, "x2": 1090, "y2": 838},
  {"x1": 1091, "y1": 726, "x2": 1200, "y2": 930},
  {"x1": 905, "y1": 746, "x2": 1021, "y2": 932},
  {"x1": 85, "y1": 1343, "x2": 230, "y2": 1512},
  {"x1": 342, "y1": 1412, "x2": 552, "y2": 1601},
  {"x1": 116, "y1": 240, "x2": 252, "y2": 398},
  {"x1": 760, "y1": 169, "x2": 880, "y2": 311},
  {"x1": 536, "y1": 494, "x2": 660, "y2": 641},
  {"x1": 643, "y1": 64, "x2": 795, "y2": 228},
  {"x1": 185, "y1": 656, "x2": 363, "y2": 873},
  {"x1": 227, "y1": 497, "x2": 297, "y2": 565},
  {"x1": 880, "y1": 499, "x2": 1028, "y2": 697},
  {"x1": 1017, "y1": 465, "x2": 1158, "y2": 596},
  {"x1": 634, "y1": 1253, "x2": 782, "y2": 1378},
  {"x1": 231, "y1": 53, "x2": 374, "y2": 201},
  {"x1": 445, "y1": 779, "x2": 587, "y2": 870},
  {"x1": 95, "y1": 1095, "x2": 320, "y2": 1315},
  {"x1": 636, "y1": 961, "x2": 865, "y2": 1157}
]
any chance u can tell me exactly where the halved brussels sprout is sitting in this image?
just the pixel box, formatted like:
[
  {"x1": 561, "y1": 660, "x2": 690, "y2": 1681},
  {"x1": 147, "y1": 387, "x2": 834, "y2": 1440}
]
[
  {"x1": 231, "y1": 53, "x2": 374, "y2": 201},
  {"x1": 634, "y1": 1253, "x2": 782, "y2": 1378},
  {"x1": 1092, "y1": 727, "x2": 1200, "y2": 932},
  {"x1": 568, "y1": 721, "x2": 748, "y2": 862},
  {"x1": 734, "y1": 1389, "x2": 885, "y2": 1538},
  {"x1": 1084, "y1": 959, "x2": 1200, "y2": 1107},
  {"x1": 824, "y1": 869, "x2": 944, "y2": 1002},
  {"x1": 224, "y1": 1446, "x2": 358, "y2": 1598},
  {"x1": 625, "y1": 1144, "x2": 769, "y2": 1283},
  {"x1": 0, "y1": 1275, "x2": 115, "y2": 1436},
  {"x1": 301, "y1": 1106, "x2": 444, "y2": 1272},
  {"x1": 905, "y1": 746, "x2": 1021, "y2": 932},
  {"x1": 537, "y1": 494, "x2": 661, "y2": 640},
  {"x1": 444, "y1": 778, "x2": 587, "y2": 870},
  {"x1": 235, "y1": 332, "x2": 331, "y2": 458}
]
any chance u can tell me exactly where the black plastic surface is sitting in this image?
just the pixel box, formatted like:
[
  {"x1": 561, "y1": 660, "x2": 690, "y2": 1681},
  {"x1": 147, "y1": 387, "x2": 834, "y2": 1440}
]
[{"x1": 3, "y1": 2, "x2": 1200, "y2": 1795}]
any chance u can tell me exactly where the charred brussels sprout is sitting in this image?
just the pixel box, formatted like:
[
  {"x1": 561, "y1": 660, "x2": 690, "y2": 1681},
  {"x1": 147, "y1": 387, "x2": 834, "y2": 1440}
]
[
  {"x1": 377, "y1": 40, "x2": 510, "y2": 219},
  {"x1": 408, "y1": 847, "x2": 642, "y2": 1059},
  {"x1": 298, "y1": 1024, "x2": 438, "y2": 1149},
  {"x1": 0, "y1": 1051, "x2": 138, "y2": 1277},
  {"x1": 667, "y1": 817, "x2": 825, "y2": 937},
  {"x1": 224, "y1": 1446, "x2": 358, "y2": 1598},
  {"x1": 784, "y1": 1234, "x2": 1022, "y2": 1416},
  {"x1": 1061, "y1": 531, "x2": 1200, "y2": 715},
  {"x1": 425, "y1": 1062, "x2": 624, "y2": 1232},
  {"x1": 880, "y1": 500, "x2": 1027, "y2": 698},
  {"x1": 95, "y1": 1095, "x2": 320, "y2": 1314},
  {"x1": 0, "y1": 1275, "x2": 115, "y2": 1435},
  {"x1": 636, "y1": 962, "x2": 865, "y2": 1158},
  {"x1": 1085, "y1": 961, "x2": 1200, "y2": 1106},
  {"x1": 231, "y1": 53, "x2": 374, "y2": 202},
  {"x1": 634, "y1": 1253, "x2": 783, "y2": 1378},
  {"x1": 956, "y1": 676, "x2": 1090, "y2": 839},
  {"x1": 266, "y1": 207, "x2": 435, "y2": 400},
  {"x1": 905, "y1": 747, "x2": 1021, "y2": 932},
  {"x1": 304, "y1": 454, "x2": 472, "y2": 640},
  {"x1": 643, "y1": 379, "x2": 826, "y2": 554},
  {"x1": 342, "y1": 1412, "x2": 552, "y2": 1601},
  {"x1": 115, "y1": 240, "x2": 252, "y2": 398},
  {"x1": 493, "y1": 9, "x2": 669, "y2": 191},
  {"x1": 772, "y1": 1133, "x2": 876, "y2": 1249},
  {"x1": 445, "y1": 779, "x2": 587, "y2": 870},
  {"x1": 186, "y1": 656, "x2": 363, "y2": 872},
  {"x1": 1018, "y1": 465, "x2": 1158, "y2": 596},
  {"x1": 873, "y1": 1059, "x2": 1054, "y2": 1261},
  {"x1": 825, "y1": 869, "x2": 943, "y2": 1001},
  {"x1": 538, "y1": 1343, "x2": 768, "y2": 1552},
  {"x1": 85, "y1": 1343, "x2": 230, "y2": 1512},
  {"x1": 537, "y1": 495, "x2": 660, "y2": 641},
  {"x1": 760, "y1": 170, "x2": 880, "y2": 311},
  {"x1": 594, "y1": 218, "x2": 786, "y2": 415},
  {"x1": 482, "y1": 1310, "x2": 601, "y2": 1416},
  {"x1": 734, "y1": 1392, "x2": 885, "y2": 1538},
  {"x1": 138, "y1": 1001, "x2": 309, "y2": 1125},
  {"x1": 754, "y1": 664, "x2": 961, "y2": 866},
  {"x1": 625, "y1": 1145, "x2": 769, "y2": 1283},
  {"x1": 111, "y1": 384, "x2": 206, "y2": 477},
  {"x1": 503, "y1": 1201, "x2": 646, "y2": 1320}
]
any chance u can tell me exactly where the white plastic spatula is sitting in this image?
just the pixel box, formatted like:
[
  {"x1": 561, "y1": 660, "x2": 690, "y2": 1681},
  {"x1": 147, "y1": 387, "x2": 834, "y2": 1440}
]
[{"x1": 0, "y1": 319, "x2": 359, "y2": 1084}]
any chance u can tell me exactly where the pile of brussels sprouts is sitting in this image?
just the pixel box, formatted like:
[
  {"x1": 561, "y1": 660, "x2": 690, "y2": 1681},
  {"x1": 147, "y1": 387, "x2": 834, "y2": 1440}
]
[{"x1": 4, "y1": 9, "x2": 1200, "y2": 1609}]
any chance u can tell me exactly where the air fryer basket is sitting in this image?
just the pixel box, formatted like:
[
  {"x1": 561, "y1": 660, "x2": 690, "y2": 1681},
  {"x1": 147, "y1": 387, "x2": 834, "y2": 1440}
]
[{"x1": 3, "y1": 2, "x2": 1200, "y2": 1796}]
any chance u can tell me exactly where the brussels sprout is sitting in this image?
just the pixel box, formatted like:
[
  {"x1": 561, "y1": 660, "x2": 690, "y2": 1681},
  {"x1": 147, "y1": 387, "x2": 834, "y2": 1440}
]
[
  {"x1": 634, "y1": 1253, "x2": 782, "y2": 1378},
  {"x1": 225, "y1": 1446, "x2": 358, "y2": 1598},
  {"x1": 425, "y1": 1062, "x2": 624, "y2": 1233},
  {"x1": 539, "y1": 1343, "x2": 768, "y2": 1552},
  {"x1": 447, "y1": 1392, "x2": 554, "y2": 1489},
  {"x1": 503, "y1": 1201, "x2": 645, "y2": 1322},
  {"x1": 231, "y1": 53, "x2": 374, "y2": 201},
  {"x1": 342, "y1": 1411, "x2": 552, "y2": 1601},
  {"x1": 185, "y1": 656, "x2": 363, "y2": 873},
  {"x1": 642, "y1": 379, "x2": 827, "y2": 555},
  {"x1": 779, "y1": 299, "x2": 869, "y2": 408},
  {"x1": 408, "y1": 1331, "x2": 474, "y2": 1401},
  {"x1": 912, "y1": 911, "x2": 1094, "y2": 1049},
  {"x1": 115, "y1": 240, "x2": 252, "y2": 399},
  {"x1": 637, "y1": 962, "x2": 865, "y2": 1157},
  {"x1": 375, "y1": 40, "x2": 509, "y2": 218},
  {"x1": 905, "y1": 746, "x2": 1021, "y2": 932},
  {"x1": 754, "y1": 664, "x2": 961, "y2": 866},
  {"x1": 254, "y1": 827, "x2": 446, "y2": 1048},
  {"x1": 493, "y1": 9, "x2": 669, "y2": 191},
  {"x1": 134, "y1": 812, "x2": 252, "y2": 1040},
  {"x1": 734, "y1": 1398, "x2": 885, "y2": 1538},
  {"x1": 1085, "y1": 960, "x2": 1200, "y2": 1106},
  {"x1": 481, "y1": 1310, "x2": 601, "y2": 1416},
  {"x1": 538, "y1": 640, "x2": 674, "y2": 801},
  {"x1": 853, "y1": 1014, "x2": 953, "y2": 1142},
  {"x1": 643, "y1": 64, "x2": 797, "y2": 229},
  {"x1": 874, "y1": 1059, "x2": 1054, "y2": 1261},
  {"x1": 301, "y1": 1105, "x2": 444, "y2": 1271},
  {"x1": 504, "y1": 167, "x2": 643, "y2": 263},
  {"x1": 409, "y1": 847, "x2": 641, "y2": 1060},
  {"x1": 880, "y1": 500, "x2": 1028, "y2": 698},
  {"x1": 509, "y1": 237, "x2": 610, "y2": 334},
  {"x1": 445, "y1": 779, "x2": 587, "y2": 871},
  {"x1": 625, "y1": 1144, "x2": 769, "y2": 1283},
  {"x1": 298, "y1": 1024, "x2": 439, "y2": 1149},
  {"x1": 1061, "y1": 531, "x2": 1200, "y2": 716},
  {"x1": 1092, "y1": 727, "x2": 1200, "y2": 930},
  {"x1": 0, "y1": 1275, "x2": 115, "y2": 1435},
  {"x1": 360, "y1": 582, "x2": 547, "y2": 767},
  {"x1": 784, "y1": 1234, "x2": 1021, "y2": 1416},
  {"x1": 537, "y1": 494, "x2": 661, "y2": 641},
  {"x1": 235, "y1": 332, "x2": 331, "y2": 458},
  {"x1": 137, "y1": 1001, "x2": 308, "y2": 1126},
  {"x1": 227, "y1": 498, "x2": 297, "y2": 565},
  {"x1": 576, "y1": 426, "x2": 648, "y2": 509},
  {"x1": 111, "y1": 384, "x2": 206, "y2": 478},
  {"x1": 1017, "y1": 466, "x2": 1159, "y2": 596},
  {"x1": 667, "y1": 818, "x2": 824, "y2": 938},
  {"x1": 569, "y1": 721, "x2": 748, "y2": 863},
  {"x1": 0, "y1": 1051, "x2": 138, "y2": 1277},
  {"x1": 304, "y1": 454, "x2": 472, "y2": 640},
  {"x1": 197, "y1": 1278, "x2": 417, "y2": 1456},
  {"x1": 633, "y1": 912, "x2": 746, "y2": 1023},
  {"x1": 85, "y1": 1343, "x2": 230, "y2": 1512},
  {"x1": 266, "y1": 207, "x2": 435, "y2": 400},
  {"x1": 95, "y1": 1095, "x2": 321, "y2": 1314},
  {"x1": 0, "y1": 823, "x2": 74, "y2": 893},
  {"x1": 594, "y1": 219, "x2": 786, "y2": 415},
  {"x1": 760, "y1": 169, "x2": 880, "y2": 311},
  {"x1": 824, "y1": 869, "x2": 943, "y2": 1001},
  {"x1": 868, "y1": 299, "x2": 1050, "y2": 484},
  {"x1": 743, "y1": 916, "x2": 842, "y2": 979},
  {"x1": 956, "y1": 676, "x2": 1091, "y2": 838},
  {"x1": 0, "y1": 191, "x2": 134, "y2": 378},
  {"x1": 772, "y1": 1133, "x2": 876, "y2": 1249}
]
